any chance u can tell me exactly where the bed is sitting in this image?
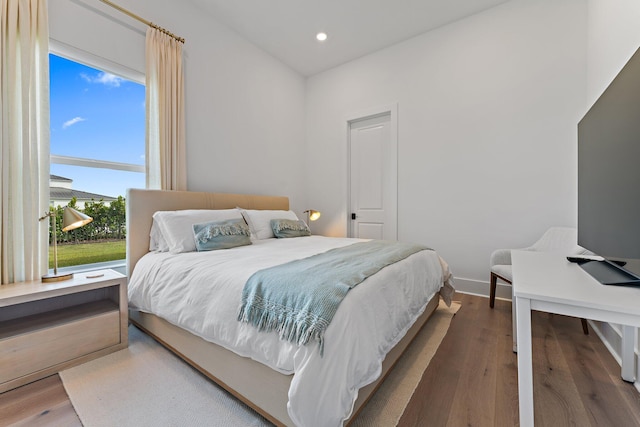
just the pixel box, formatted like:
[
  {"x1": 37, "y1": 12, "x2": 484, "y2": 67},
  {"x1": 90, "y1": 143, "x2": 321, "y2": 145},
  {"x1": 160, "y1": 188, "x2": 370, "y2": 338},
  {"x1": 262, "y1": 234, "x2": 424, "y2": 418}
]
[{"x1": 126, "y1": 188, "x2": 454, "y2": 426}]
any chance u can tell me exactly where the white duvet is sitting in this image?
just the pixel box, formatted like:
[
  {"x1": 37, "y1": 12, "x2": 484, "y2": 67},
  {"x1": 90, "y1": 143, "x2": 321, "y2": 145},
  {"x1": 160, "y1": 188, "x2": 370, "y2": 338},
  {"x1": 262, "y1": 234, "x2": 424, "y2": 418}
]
[{"x1": 128, "y1": 236, "x2": 454, "y2": 426}]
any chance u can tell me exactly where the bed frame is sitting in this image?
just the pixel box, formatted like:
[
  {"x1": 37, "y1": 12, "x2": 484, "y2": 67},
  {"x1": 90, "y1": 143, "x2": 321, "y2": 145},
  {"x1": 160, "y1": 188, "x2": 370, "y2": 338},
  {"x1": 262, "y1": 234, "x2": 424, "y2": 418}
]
[{"x1": 126, "y1": 188, "x2": 440, "y2": 426}]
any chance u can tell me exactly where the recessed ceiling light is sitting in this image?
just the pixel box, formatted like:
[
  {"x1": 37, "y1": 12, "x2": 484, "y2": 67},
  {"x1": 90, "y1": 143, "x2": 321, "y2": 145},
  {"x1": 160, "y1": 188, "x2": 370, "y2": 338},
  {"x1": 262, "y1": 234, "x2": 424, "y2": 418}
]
[{"x1": 316, "y1": 32, "x2": 328, "y2": 42}]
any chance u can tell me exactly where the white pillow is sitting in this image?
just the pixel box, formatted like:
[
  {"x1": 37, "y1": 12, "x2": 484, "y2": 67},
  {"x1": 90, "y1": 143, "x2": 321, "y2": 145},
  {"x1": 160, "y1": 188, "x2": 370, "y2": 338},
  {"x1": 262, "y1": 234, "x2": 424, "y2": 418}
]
[
  {"x1": 240, "y1": 209, "x2": 299, "y2": 240},
  {"x1": 149, "y1": 219, "x2": 169, "y2": 252},
  {"x1": 153, "y1": 209, "x2": 243, "y2": 253}
]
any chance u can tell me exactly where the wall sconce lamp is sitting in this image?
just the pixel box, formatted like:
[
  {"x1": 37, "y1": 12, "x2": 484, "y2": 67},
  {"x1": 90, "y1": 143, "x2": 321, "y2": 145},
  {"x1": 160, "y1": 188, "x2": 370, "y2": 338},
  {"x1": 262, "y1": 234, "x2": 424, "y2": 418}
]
[
  {"x1": 39, "y1": 206, "x2": 93, "y2": 282},
  {"x1": 303, "y1": 209, "x2": 321, "y2": 226}
]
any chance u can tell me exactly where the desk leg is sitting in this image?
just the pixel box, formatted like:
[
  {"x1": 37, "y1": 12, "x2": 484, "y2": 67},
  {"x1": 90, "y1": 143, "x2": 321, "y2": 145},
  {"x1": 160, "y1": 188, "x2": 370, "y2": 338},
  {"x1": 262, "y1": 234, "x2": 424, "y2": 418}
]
[
  {"x1": 516, "y1": 296, "x2": 534, "y2": 427},
  {"x1": 512, "y1": 285, "x2": 517, "y2": 353},
  {"x1": 621, "y1": 325, "x2": 636, "y2": 382}
]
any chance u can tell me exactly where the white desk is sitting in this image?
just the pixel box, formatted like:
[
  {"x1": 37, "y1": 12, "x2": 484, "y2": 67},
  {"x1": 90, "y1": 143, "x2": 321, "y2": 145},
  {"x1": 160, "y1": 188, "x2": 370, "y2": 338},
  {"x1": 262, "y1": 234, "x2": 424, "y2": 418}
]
[{"x1": 512, "y1": 251, "x2": 640, "y2": 427}]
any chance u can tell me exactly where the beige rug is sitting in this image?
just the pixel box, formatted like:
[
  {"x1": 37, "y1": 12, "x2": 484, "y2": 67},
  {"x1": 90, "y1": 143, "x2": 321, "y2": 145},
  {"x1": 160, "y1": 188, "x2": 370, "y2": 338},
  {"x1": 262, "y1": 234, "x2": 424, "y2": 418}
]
[{"x1": 61, "y1": 300, "x2": 460, "y2": 427}]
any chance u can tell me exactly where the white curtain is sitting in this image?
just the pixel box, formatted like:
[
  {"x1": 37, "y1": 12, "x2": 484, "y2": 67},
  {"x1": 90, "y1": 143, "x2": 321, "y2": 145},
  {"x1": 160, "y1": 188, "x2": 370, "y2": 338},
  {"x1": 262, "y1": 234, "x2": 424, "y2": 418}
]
[
  {"x1": 0, "y1": 0, "x2": 50, "y2": 284},
  {"x1": 145, "y1": 27, "x2": 186, "y2": 191}
]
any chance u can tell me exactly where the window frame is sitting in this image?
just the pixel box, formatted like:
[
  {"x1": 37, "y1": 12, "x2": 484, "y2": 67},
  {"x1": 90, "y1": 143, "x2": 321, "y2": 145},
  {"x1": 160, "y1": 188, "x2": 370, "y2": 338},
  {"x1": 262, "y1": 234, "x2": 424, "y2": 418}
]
[{"x1": 48, "y1": 40, "x2": 146, "y2": 275}]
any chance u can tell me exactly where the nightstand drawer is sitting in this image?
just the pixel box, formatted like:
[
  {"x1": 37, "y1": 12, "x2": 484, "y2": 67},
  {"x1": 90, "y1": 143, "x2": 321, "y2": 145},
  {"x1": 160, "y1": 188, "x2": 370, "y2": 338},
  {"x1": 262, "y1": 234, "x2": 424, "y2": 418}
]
[
  {"x1": 0, "y1": 302, "x2": 120, "y2": 384},
  {"x1": 0, "y1": 269, "x2": 127, "y2": 393}
]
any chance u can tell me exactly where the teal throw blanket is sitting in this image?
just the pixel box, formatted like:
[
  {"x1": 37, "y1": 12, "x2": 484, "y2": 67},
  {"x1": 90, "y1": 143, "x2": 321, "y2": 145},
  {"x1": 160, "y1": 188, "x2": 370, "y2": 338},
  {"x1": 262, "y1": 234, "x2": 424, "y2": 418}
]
[{"x1": 237, "y1": 240, "x2": 431, "y2": 354}]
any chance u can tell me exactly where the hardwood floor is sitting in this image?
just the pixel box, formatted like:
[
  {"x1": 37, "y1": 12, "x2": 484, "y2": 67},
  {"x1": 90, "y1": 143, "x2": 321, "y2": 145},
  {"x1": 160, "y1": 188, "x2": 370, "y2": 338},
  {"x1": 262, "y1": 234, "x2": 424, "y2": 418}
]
[
  {"x1": 0, "y1": 375, "x2": 80, "y2": 427},
  {"x1": 1, "y1": 293, "x2": 639, "y2": 426},
  {"x1": 399, "y1": 293, "x2": 640, "y2": 427}
]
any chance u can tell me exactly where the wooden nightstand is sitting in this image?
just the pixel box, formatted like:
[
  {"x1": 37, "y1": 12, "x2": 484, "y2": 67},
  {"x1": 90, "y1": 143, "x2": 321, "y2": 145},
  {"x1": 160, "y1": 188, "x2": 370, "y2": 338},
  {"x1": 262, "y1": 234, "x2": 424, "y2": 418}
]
[{"x1": 0, "y1": 269, "x2": 128, "y2": 393}]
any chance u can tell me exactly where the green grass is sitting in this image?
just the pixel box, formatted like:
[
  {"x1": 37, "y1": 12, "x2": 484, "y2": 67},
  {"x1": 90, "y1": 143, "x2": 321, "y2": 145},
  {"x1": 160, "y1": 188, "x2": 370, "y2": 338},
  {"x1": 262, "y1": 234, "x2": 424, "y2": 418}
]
[{"x1": 50, "y1": 240, "x2": 126, "y2": 268}]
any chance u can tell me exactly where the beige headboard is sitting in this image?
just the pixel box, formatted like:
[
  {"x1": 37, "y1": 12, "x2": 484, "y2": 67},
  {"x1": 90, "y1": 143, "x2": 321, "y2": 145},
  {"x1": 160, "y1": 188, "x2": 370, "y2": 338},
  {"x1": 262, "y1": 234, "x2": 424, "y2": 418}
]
[{"x1": 126, "y1": 189, "x2": 289, "y2": 276}]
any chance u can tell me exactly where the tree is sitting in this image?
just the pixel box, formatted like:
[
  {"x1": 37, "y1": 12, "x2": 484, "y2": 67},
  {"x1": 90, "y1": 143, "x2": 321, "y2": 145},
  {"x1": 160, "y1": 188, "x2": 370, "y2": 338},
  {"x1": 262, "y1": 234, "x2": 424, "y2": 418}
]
[{"x1": 48, "y1": 197, "x2": 127, "y2": 244}]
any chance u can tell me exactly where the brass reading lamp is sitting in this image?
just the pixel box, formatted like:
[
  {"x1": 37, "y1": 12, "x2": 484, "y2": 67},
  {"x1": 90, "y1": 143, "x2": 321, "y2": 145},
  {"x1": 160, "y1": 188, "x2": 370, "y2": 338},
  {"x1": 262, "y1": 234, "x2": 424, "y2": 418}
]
[
  {"x1": 39, "y1": 206, "x2": 93, "y2": 282},
  {"x1": 303, "y1": 209, "x2": 321, "y2": 226}
]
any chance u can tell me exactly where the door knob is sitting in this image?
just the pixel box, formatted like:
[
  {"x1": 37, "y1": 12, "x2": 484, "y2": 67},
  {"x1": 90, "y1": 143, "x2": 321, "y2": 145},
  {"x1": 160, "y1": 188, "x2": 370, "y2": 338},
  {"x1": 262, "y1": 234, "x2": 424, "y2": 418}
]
[{"x1": 351, "y1": 213, "x2": 356, "y2": 220}]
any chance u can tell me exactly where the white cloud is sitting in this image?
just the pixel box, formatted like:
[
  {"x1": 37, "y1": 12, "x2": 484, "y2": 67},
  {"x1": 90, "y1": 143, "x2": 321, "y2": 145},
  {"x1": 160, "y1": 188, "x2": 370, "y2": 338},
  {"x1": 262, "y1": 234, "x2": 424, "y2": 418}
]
[
  {"x1": 63, "y1": 117, "x2": 86, "y2": 129},
  {"x1": 96, "y1": 72, "x2": 123, "y2": 87},
  {"x1": 80, "y1": 71, "x2": 123, "y2": 87}
]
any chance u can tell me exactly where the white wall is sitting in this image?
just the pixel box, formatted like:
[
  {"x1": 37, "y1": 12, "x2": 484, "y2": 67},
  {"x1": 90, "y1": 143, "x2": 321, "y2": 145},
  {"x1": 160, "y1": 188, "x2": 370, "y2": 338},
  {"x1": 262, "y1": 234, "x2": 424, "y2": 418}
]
[
  {"x1": 306, "y1": 0, "x2": 587, "y2": 292},
  {"x1": 586, "y1": 0, "x2": 640, "y2": 106},
  {"x1": 48, "y1": 0, "x2": 308, "y2": 214}
]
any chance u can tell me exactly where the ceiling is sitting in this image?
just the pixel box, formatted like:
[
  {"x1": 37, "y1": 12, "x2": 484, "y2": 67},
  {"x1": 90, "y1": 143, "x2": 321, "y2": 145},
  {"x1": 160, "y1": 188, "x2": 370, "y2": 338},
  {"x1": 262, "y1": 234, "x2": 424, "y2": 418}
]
[{"x1": 187, "y1": 0, "x2": 510, "y2": 76}]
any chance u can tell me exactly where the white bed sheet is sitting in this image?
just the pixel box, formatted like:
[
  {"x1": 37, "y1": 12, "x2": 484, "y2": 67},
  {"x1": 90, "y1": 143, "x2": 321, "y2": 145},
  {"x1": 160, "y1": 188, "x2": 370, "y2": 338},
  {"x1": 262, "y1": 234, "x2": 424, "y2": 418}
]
[{"x1": 128, "y1": 236, "x2": 453, "y2": 426}]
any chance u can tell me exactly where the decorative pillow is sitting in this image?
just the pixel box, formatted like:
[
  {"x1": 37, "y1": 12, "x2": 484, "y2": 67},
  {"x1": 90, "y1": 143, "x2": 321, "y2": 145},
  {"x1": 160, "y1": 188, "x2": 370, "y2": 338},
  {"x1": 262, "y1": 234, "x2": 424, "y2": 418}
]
[
  {"x1": 153, "y1": 209, "x2": 244, "y2": 253},
  {"x1": 239, "y1": 209, "x2": 299, "y2": 240},
  {"x1": 270, "y1": 219, "x2": 311, "y2": 238},
  {"x1": 193, "y1": 218, "x2": 251, "y2": 251}
]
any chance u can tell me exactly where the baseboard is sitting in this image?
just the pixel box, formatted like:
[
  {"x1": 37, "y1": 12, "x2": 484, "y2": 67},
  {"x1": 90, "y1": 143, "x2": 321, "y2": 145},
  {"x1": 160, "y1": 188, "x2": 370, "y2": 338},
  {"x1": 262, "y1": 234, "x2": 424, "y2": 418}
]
[
  {"x1": 454, "y1": 275, "x2": 639, "y2": 391},
  {"x1": 590, "y1": 321, "x2": 623, "y2": 365},
  {"x1": 452, "y1": 276, "x2": 512, "y2": 301},
  {"x1": 590, "y1": 319, "x2": 639, "y2": 390}
]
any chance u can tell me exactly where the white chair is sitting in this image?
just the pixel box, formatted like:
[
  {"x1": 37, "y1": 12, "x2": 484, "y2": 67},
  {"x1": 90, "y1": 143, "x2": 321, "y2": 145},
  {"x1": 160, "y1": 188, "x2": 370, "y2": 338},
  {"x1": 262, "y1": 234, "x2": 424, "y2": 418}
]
[{"x1": 490, "y1": 227, "x2": 590, "y2": 335}]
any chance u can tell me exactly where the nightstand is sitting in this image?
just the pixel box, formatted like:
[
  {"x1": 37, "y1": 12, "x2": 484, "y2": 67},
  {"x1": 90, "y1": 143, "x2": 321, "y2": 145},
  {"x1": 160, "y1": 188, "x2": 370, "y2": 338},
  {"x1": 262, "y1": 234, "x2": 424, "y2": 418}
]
[{"x1": 0, "y1": 269, "x2": 128, "y2": 393}]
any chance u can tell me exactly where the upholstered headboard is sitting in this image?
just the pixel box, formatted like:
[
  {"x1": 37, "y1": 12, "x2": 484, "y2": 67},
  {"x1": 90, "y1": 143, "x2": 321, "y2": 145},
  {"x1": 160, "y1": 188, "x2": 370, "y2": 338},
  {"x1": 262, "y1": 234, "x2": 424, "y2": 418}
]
[{"x1": 126, "y1": 189, "x2": 289, "y2": 276}]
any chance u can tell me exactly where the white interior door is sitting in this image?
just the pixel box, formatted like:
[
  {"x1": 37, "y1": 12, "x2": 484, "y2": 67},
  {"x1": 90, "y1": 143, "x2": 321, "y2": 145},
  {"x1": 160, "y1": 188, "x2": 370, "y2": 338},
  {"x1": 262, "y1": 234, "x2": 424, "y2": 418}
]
[{"x1": 348, "y1": 111, "x2": 397, "y2": 240}]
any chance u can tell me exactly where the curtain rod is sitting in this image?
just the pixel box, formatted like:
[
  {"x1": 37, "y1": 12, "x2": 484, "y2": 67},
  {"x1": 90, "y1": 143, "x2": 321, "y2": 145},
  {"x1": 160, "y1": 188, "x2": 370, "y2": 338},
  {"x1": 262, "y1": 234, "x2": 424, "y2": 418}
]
[{"x1": 99, "y1": 0, "x2": 185, "y2": 44}]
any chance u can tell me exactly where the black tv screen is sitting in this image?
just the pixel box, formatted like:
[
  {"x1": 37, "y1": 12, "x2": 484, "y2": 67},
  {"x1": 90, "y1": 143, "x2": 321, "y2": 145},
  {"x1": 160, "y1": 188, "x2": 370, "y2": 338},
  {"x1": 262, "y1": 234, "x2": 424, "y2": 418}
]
[{"x1": 578, "y1": 46, "x2": 640, "y2": 280}]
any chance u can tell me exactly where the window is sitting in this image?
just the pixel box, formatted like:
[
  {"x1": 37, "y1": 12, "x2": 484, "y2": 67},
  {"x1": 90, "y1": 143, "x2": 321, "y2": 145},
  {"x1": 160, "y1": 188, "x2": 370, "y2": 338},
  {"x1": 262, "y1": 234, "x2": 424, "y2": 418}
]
[{"x1": 48, "y1": 53, "x2": 145, "y2": 270}]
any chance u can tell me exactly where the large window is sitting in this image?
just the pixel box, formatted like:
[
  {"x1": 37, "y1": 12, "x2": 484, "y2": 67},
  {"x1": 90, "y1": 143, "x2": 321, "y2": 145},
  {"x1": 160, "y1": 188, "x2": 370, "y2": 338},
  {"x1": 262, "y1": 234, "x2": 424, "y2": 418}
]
[{"x1": 48, "y1": 53, "x2": 145, "y2": 270}]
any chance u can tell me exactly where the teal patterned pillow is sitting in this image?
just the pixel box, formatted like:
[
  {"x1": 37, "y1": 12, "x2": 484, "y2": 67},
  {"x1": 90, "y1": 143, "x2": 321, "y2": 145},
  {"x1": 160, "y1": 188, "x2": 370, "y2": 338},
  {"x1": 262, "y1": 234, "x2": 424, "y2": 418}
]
[
  {"x1": 193, "y1": 218, "x2": 252, "y2": 251},
  {"x1": 270, "y1": 219, "x2": 311, "y2": 238}
]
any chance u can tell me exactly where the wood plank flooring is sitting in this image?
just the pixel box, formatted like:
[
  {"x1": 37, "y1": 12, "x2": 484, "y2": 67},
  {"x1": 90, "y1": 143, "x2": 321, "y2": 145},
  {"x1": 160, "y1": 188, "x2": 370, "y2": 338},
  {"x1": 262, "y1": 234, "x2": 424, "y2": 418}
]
[
  {"x1": 1, "y1": 293, "x2": 639, "y2": 426},
  {"x1": 0, "y1": 375, "x2": 80, "y2": 427},
  {"x1": 398, "y1": 293, "x2": 640, "y2": 427}
]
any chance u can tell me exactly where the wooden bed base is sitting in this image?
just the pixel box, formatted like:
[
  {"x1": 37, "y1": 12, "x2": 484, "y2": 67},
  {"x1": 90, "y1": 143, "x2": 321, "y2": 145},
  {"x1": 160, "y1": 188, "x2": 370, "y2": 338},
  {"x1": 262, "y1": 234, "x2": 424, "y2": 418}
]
[
  {"x1": 129, "y1": 296, "x2": 439, "y2": 426},
  {"x1": 126, "y1": 188, "x2": 441, "y2": 426}
]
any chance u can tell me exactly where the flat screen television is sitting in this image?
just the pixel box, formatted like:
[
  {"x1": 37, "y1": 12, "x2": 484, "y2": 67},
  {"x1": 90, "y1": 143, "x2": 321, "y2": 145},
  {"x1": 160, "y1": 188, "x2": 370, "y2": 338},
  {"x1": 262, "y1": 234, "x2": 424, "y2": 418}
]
[{"x1": 577, "y1": 46, "x2": 640, "y2": 285}]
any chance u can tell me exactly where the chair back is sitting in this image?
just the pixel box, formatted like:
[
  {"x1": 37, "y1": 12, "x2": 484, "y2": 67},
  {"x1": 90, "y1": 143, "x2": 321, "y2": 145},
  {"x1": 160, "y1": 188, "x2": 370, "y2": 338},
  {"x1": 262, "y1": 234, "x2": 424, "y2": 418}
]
[{"x1": 531, "y1": 227, "x2": 587, "y2": 254}]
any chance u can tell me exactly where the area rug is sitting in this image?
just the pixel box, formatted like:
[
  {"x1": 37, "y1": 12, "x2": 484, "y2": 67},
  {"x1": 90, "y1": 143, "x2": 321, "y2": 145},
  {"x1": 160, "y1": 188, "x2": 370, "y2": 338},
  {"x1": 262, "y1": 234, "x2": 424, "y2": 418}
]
[{"x1": 60, "y1": 300, "x2": 460, "y2": 427}]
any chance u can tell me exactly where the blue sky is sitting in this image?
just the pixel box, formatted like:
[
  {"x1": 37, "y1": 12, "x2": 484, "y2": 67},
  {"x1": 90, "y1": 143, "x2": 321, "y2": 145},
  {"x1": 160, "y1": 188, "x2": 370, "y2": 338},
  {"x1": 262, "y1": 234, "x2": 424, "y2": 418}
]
[{"x1": 49, "y1": 54, "x2": 145, "y2": 199}]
